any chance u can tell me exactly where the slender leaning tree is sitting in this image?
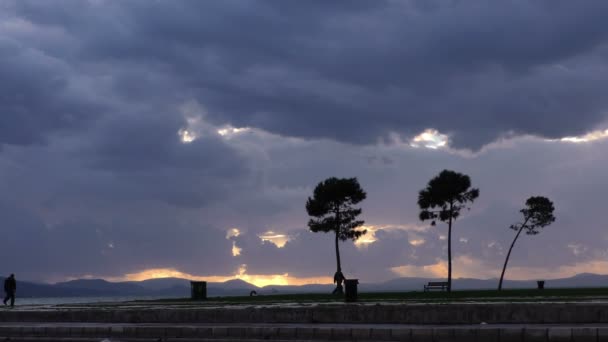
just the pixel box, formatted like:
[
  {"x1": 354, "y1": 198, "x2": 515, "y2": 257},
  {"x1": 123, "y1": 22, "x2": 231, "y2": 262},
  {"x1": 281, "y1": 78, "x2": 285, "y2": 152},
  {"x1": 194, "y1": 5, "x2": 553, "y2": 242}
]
[
  {"x1": 498, "y1": 196, "x2": 555, "y2": 290},
  {"x1": 306, "y1": 177, "x2": 367, "y2": 277},
  {"x1": 418, "y1": 170, "x2": 479, "y2": 292}
]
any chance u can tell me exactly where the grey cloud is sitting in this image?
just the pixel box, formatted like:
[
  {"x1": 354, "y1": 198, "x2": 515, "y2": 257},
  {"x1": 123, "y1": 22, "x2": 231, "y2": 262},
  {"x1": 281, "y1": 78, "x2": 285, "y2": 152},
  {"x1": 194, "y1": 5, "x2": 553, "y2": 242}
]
[
  {"x1": 5, "y1": 1, "x2": 608, "y2": 149},
  {"x1": 0, "y1": 38, "x2": 100, "y2": 146},
  {"x1": 69, "y1": 109, "x2": 251, "y2": 208},
  {"x1": 234, "y1": 228, "x2": 422, "y2": 280},
  {"x1": 0, "y1": 197, "x2": 243, "y2": 281}
]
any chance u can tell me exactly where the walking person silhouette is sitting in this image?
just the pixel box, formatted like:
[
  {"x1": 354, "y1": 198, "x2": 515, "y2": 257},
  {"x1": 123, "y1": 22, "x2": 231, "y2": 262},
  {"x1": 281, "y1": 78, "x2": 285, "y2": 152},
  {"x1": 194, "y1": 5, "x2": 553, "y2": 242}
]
[
  {"x1": 332, "y1": 271, "x2": 345, "y2": 295},
  {"x1": 3, "y1": 274, "x2": 16, "y2": 307}
]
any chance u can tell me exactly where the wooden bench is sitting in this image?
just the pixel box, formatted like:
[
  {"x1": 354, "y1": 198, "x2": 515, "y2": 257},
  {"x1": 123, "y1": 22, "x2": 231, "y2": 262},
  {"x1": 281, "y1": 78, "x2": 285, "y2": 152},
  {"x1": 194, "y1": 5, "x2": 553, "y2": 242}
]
[{"x1": 424, "y1": 281, "x2": 448, "y2": 291}]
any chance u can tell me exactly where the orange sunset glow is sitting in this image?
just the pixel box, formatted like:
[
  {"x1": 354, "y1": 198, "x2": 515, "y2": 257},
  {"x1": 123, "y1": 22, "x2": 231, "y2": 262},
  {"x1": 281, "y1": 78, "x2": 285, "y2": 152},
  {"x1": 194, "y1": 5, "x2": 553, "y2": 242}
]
[{"x1": 106, "y1": 266, "x2": 332, "y2": 288}]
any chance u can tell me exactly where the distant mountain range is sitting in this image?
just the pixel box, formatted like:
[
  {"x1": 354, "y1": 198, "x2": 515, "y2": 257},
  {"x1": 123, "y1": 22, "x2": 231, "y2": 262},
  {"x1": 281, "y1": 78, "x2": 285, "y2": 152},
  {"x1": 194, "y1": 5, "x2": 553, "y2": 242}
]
[{"x1": 5, "y1": 273, "x2": 608, "y2": 298}]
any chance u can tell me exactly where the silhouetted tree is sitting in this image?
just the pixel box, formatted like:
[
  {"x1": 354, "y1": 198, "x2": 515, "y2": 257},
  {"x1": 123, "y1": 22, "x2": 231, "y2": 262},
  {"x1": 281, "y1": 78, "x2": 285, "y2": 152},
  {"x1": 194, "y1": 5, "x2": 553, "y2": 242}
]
[
  {"x1": 498, "y1": 196, "x2": 555, "y2": 290},
  {"x1": 306, "y1": 177, "x2": 367, "y2": 277},
  {"x1": 418, "y1": 170, "x2": 479, "y2": 292}
]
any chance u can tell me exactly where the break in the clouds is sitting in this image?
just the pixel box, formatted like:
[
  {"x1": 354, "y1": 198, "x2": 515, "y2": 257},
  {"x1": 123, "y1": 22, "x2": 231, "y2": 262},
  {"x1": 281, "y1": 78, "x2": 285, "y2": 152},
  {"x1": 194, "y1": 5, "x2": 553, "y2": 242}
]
[{"x1": 1, "y1": 1, "x2": 608, "y2": 285}]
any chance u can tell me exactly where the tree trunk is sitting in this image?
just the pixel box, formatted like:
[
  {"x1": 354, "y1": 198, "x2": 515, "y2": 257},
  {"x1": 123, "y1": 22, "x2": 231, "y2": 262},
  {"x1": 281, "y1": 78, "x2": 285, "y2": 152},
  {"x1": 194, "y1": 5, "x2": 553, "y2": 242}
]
[
  {"x1": 335, "y1": 207, "x2": 342, "y2": 273},
  {"x1": 498, "y1": 219, "x2": 529, "y2": 290},
  {"x1": 335, "y1": 230, "x2": 341, "y2": 273},
  {"x1": 447, "y1": 203, "x2": 453, "y2": 292}
]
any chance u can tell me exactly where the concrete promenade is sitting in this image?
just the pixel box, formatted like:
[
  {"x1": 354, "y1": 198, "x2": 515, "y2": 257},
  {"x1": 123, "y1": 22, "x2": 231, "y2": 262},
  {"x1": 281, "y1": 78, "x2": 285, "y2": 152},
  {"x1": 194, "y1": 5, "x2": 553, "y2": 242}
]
[
  {"x1": 1, "y1": 301, "x2": 608, "y2": 341},
  {"x1": 0, "y1": 322, "x2": 605, "y2": 341},
  {"x1": 2, "y1": 302, "x2": 608, "y2": 324}
]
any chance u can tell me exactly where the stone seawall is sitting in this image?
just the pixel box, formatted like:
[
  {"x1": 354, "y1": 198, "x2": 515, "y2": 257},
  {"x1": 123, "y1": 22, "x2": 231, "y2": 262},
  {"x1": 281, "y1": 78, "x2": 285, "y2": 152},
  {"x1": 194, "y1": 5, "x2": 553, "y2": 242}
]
[{"x1": 0, "y1": 303, "x2": 606, "y2": 324}]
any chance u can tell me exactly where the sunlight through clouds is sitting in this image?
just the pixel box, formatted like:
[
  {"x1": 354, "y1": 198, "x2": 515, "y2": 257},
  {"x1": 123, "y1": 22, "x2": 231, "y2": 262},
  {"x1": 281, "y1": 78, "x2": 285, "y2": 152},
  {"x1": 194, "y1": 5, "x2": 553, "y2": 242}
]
[
  {"x1": 390, "y1": 260, "x2": 448, "y2": 279},
  {"x1": 353, "y1": 224, "x2": 432, "y2": 248},
  {"x1": 178, "y1": 128, "x2": 197, "y2": 143},
  {"x1": 410, "y1": 129, "x2": 449, "y2": 149},
  {"x1": 217, "y1": 126, "x2": 250, "y2": 137},
  {"x1": 231, "y1": 241, "x2": 242, "y2": 257},
  {"x1": 106, "y1": 267, "x2": 332, "y2": 287},
  {"x1": 177, "y1": 100, "x2": 208, "y2": 143},
  {"x1": 176, "y1": 99, "x2": 251, "y2": 142},
  {"x1": 226, "y1": 228, "x2": 241, "y2": 239},
  {"x1": 232, "y1": 265, "x2": 333, "y2": 287},
  {"x1": 559, "y1": 129, "x2": 608, "y2": 143},
  {"x1": 354, "y1": 225, "x2": 377, "y2": 248},
  {"x1": 389, "y1": 256, "x2": 608, "y2": 281},
  {"x1": 258, "y1": 231, "x2": 291, "y2": 248},
  {"x1": 409, "y1": 238, "x2": 426, "y2": 246},
  {"x1": 390, "y1": 256, "x2": 491, "y2": 279},
  {"x1": 226, "y1": 228, "x2": 242, "y2": 257}
]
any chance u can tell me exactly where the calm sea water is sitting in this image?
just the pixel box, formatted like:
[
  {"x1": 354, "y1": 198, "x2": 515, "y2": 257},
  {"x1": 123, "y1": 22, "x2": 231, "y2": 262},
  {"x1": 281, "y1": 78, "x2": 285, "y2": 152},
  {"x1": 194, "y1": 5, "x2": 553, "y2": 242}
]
[{"x1": 14, "y1": 295, "x2": 183, "y2": 306}]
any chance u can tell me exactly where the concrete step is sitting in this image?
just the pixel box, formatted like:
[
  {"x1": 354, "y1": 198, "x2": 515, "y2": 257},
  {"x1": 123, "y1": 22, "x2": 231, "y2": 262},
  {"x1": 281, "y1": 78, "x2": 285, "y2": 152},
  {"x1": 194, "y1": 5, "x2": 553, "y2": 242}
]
[{"x1": 0, "y1": 323, "x2": 605, "y2": 341}]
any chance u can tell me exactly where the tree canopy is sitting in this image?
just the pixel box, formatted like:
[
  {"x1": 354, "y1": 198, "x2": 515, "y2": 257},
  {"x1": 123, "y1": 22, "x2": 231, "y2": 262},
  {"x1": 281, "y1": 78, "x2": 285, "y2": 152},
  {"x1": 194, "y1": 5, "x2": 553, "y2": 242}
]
[
  {"x1": 418, "y1": 170, "x2": 480, "y2": 225},
  {"x1": 511, "y1": 196, "x2": 556, "y2": 235},
  {"x1": 306, "y1": 177, "x2": 367, "y2": 241}
]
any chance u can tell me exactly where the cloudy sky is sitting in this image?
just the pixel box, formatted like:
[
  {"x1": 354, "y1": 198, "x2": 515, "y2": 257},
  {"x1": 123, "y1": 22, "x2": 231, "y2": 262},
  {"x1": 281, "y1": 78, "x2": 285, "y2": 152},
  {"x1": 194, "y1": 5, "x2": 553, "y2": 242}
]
[{"x1": 2, "y1": 0, "x2": 608, "y2": 286}]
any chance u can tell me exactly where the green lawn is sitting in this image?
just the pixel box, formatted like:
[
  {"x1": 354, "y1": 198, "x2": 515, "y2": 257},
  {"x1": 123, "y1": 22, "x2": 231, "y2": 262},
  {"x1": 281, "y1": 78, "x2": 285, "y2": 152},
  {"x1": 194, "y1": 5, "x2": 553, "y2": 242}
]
[{"x1": 137, "y1": 287, "x2": 608, "y2": 305}]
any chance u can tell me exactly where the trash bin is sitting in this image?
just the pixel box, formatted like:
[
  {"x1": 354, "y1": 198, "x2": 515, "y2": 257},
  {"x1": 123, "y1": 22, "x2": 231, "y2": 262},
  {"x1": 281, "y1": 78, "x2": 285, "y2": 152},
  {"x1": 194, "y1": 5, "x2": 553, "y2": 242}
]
[
  {"x1": 537, "y1": 280, "x2": 545, "y2": 290},
  {"x1": 344, "y1": 279, "x2": 359, "y2": 302},
  {"x1": 190, "y1": 281, "x2": 207, "y2": 300}
]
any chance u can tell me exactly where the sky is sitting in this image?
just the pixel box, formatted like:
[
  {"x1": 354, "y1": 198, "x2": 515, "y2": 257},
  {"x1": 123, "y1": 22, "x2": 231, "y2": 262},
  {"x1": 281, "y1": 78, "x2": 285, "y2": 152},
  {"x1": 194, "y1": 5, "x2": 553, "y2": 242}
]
[{"x1": 1, "y1": 0, "x2": 608, "y2": 286}]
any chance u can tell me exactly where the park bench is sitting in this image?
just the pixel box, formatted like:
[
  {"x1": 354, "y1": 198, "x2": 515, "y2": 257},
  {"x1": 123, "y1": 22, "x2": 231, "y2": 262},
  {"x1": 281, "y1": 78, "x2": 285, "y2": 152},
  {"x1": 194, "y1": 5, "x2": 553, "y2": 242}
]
[{"x1": 424, "y1": 281, "x2": 448, "y2": 291}]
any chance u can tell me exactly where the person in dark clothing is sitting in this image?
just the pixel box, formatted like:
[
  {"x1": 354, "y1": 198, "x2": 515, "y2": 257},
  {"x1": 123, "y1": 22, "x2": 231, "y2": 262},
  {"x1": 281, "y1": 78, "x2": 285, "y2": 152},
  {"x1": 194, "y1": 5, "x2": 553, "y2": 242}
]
[
  {"x1": 3, "y1": 274, "x2": 16, "y2": 307},
  {"x1": 332, "y1": 271, "x2": 345, "y2": 295}
]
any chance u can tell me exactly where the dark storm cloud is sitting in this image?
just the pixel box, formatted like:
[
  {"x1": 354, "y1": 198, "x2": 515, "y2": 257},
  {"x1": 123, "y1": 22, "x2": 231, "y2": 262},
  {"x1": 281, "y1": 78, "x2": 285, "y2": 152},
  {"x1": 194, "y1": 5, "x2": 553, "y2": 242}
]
[
  {"x1": 5, "y1": 0, "x2": 608, "y2": 149},
  {"x1": 0, "y1": 37, "x2": 100, "y2": 146},
  {"x1": 75, "y1": 110, "x2": 251, "y2": 207}
]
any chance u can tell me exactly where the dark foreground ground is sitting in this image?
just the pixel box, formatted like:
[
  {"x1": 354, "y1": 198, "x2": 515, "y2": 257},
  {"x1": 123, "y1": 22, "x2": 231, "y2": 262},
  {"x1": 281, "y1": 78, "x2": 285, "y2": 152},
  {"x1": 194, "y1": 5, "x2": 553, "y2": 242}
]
[
  {"x1": 3, "y1": 289, "x2": 608, "y2": 341},
  {"x1": 139, "y1": 287, "x2": 608, "y2": 305}
]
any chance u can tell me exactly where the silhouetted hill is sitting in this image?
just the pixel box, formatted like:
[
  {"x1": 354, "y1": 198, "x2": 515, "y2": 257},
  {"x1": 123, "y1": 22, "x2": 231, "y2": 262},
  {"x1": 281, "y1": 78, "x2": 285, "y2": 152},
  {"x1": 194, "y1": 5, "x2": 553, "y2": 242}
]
[
  {"x1": 134, "y1": 277, "x2": 189, "y2": 291},
  {"x1": 364, "y1": 277, "x2": 431, "y2": 292},
  {"x1": 217, "y1": 279, "x2": 259, "y2": 290},
  {"x1": 56, "y1": 279, "x2": 146, "y2": 295},
  {"x1": 11, "y1": 273, "x2": 608, "y2": 298},
  {"x1": 541, "y1": 273, "x2": 608, "y2": 288},
  {"x1": 0, "y1": 277, "x2": 98, "y2": 297},
  {"x1": 363, "y1": 275, "x2": 608, "y2": 292}
]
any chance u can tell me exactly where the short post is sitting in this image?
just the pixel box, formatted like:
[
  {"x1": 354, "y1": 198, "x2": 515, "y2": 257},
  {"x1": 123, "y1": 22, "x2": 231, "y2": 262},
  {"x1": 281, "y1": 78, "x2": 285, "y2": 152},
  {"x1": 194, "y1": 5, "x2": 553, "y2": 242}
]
[
  {"x1": 344, "y1": 279, "x2": 359, "y2": 302},
  {"x1": 190, "y1": 281, "x2": 207, "y2": 300},
  {"x1": 537, "y1": 280, "x2": 545, "y2": 290}
]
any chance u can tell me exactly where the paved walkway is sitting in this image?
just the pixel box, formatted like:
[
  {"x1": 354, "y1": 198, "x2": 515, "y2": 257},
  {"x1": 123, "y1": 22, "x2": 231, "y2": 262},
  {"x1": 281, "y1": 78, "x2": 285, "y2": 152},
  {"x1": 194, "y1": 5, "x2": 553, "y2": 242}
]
[{"x1": 0, "y1": 322, "x2": 604, "y2": 341}]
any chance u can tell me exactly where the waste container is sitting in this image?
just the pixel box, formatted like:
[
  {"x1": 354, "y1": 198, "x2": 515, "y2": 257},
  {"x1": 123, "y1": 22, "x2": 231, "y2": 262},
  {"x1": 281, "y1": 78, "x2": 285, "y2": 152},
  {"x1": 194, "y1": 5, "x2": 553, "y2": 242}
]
[
  {"x1": 344, "y1": 279, "x2": 359, "y2": 302},
  {"x1": 190, "y1": 281, "x2": 207, "y2": 300},
  {"x1": 537, "y1": 280, "x2": 545, "y2": 290}
]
